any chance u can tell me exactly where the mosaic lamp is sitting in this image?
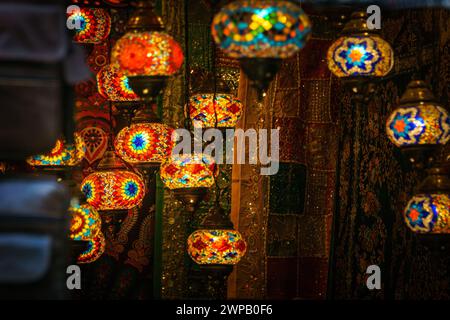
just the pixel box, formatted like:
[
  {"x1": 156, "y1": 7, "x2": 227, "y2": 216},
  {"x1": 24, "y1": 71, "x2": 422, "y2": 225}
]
[
  {"x1": 68, "y1": 7, "x2": 111, "y2": 44},
  {"x1": 212, "y1": 0, "x2": 312, "y2": 95},
  {"x1": 78, "y1": 232, "x2": 106, "y2": 264},
  {"x1": 111, "y1": 0, "x2": 184, "y2": 101},
  {"x1": 27, "y1": 133, "x2": 86, "y2": 172},
  {"x1": 188, "y1": 72, "x2": 243, "y2": 128},
  {"x1": 327, "y1": 11, "x2": 394, "y2": 90},
  {"x1": 160, "y1": 153, "x2": 216, "y2": 212},
  {"x1": 69, "y1": 203, "x2": 101, "y2": 241},
  {"x1": 115, "y1": 107, "x2": 175, "y2": 170},
  {"x1": 404, "y1": 162, "x2": 450, "y2": 234},
  {"x1": 81, "y1": 149, "x2": 146, "y2": 211},
  {"x1": 386, "y1": 80, "x2": 450, "y2": 168},
  {"x1": 97, "y1": 64, "x2": 142, "y2": 121}
]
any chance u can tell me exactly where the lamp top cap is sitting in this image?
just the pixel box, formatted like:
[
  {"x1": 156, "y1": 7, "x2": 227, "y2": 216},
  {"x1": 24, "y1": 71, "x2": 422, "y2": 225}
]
[
  {"x1": 341, "y1": 11, "x2": 377, "y2": 36},
  {"x1": 399, "y1": 80, "x2": 437, "y2": 105},
  {"x1": 127, "y1": 0, "x2": 164, "y2": 32},
  {"x1": 97, "y1": 150, "x2": 128, "y2": 171}
]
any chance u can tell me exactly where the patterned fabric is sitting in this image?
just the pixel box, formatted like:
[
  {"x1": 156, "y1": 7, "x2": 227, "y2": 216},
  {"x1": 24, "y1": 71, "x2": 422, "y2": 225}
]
[
  {"x1": 27, "y1": 134, "x2": 86, "y2": 167},
  {"x1": 189, "y1": 94, "x2": 243, "y2": 128},
  {"x1": 112, "y1": 31, "x2": 184, "y2": 76},
  {"x1": 115, "y1": 123, "x2": 174, "y2": 164},
  {"x1": 404, "y1": 194, "x2": 450, "y2": 233},
  {"x1": 212, "y1": 0, "x2": 311, "y2": 58},
  {"x1": 327, "y1": 36, "x2": 394, "y2": 77},
  {"x1": 187, "y1": 229, "x2": 247, "y2": 265},
  {"x1": 81, "y1": 171, "x2": 146, "y2": 211},
  {"x1": 386, "y1": 104, "x2": 450, "y2": 146},
  {"x1": 69, "y1": 8, "x2": 111, "y2": 44},
  {"x1": 69, "y1": 204, "x2": 101, "y2": 241}
]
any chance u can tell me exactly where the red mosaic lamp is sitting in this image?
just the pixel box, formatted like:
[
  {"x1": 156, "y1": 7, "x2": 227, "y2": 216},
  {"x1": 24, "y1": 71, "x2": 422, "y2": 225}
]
[
  {"x1": 68, "y1": 7, "x2": 111, "y2": 44},
  {"x1": 111, "y1": 0, "x2": 184, "y2": 101}
]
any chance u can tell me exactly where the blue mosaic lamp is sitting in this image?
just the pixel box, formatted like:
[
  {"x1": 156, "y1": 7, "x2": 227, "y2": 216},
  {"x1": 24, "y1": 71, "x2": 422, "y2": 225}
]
[
  {"x1": 212, "y1": 0, "x2": 312, "y2": 94},
  {"x1": 386, "y1": 80, "x2": 450, "y2": 168},
  {"x1": 327, "y1": 11, "x2": 394, "y2": 87}
]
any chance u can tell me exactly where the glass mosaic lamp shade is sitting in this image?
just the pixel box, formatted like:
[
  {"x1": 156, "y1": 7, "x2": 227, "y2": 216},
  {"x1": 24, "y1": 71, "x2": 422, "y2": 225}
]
[
  {"x1": 27, "y1": 134, "x2": 86, "y2": 169},
  {"x1": 187, "y1": 229, "x2": 247, "y2": 265},
  {"x1": 69, "y1": 204, "x2": 101, "y2": 241},
  {"x1": 386, "y1": 80, "x2": 450, "y2": 167},
  {"x1": 111, "y1": 1, "x2": 184, "y2": 100},
  {"x1": 327, "y1": 11, "x2": 394, "y2": 79},
  {"x1": 78, "y1": 232, "x2": 106, "y2": 264},
  {"x1": 81, "y1": 150, "x2": 145, "y2": 211},
  {"x1": 97, "y1": 65, "x2": 140, "y2": 102},
  {"x1": 212, "y1": 0, "x2": 311, "y2": 94},
  {"x1": 68, "y1": 7, "x2": 111, "y2": 44}
]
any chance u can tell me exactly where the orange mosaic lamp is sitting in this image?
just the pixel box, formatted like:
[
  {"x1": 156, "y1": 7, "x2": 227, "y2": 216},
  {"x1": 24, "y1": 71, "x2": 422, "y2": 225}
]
[
  {"x1": 27, "y1": 134, "x2": 86, "y2": 170},
  {"x1": 97, "y1": 65, "x2": 140, "y2": 102},
  {"x1": 68, "y1": 7, "x2": 111, "y2": 44},
  {"x1": 69, "y1": 204, "x2": 101, "y2": 241},
  {"x1": 187, "y1": 229, "x2": 247, "y2": 265},
  {"x1": 111, "y1": 1, "x2": 184, "y2": 101},
  {"x1": 81, "y1": 150, "x2": 146, "y2": 211},
  {"x1": 77, "y1": 232, "x2": 106, "y2": 264}
]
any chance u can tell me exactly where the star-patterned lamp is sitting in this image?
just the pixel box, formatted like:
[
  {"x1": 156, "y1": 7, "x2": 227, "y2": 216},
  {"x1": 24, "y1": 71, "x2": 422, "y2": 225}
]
[
  {"x1": 212, "y1": 0, "x2": 311, "y2": 95},
  {"x1": 327, "y1": 11, "x2": 394, "y2": 92},
  {"x1": 386, "y1": 80, "x2": 450, "y2": 168},
  {"x1": 68, "y1": 7, "x2": 111, "y2": 44}
]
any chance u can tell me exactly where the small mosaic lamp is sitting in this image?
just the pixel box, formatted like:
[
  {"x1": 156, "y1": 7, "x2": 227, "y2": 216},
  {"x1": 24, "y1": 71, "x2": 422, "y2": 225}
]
[
  {"x1": 160, "y1": 154, "x2": 216, "y2": 212},
  {"x1": 111, "y1": 0, "x2": 184, "y2": 101},
  {"x1": 212, "y1": 0, "x2": 312, "y2": 95},
  {"x1": 386, "y1": 80, "x2": 450, "y2": 168},
  {"x1": 68, "y1": 7, "x2": 111, "y2": 44},
  {"x1": 81, "y1": 149, "x2": 146, "y2": 212},
  {"x1": 327, "y1": 11, "x2": 394, "y2": 92},
  {"x1": 69, "y1": 203, "x2": 101, "y2": 241},
  {"x1": 77, "y1": 232, "x2": 106, "y2": 264},
  {"x1": 404, "y1": 162, "x2": 450, "y2": 234}
]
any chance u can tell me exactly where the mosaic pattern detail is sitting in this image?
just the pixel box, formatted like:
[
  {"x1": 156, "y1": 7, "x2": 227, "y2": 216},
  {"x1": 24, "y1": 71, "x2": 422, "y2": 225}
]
[
  {"x1": 97, "y1": 65, "x2": 140, "y2": 102},
  {"x1": 212, "y1": 0, "x2": 311, "y2": 59},
  {"x1": 160, "y1": 154, "x2": 216, "y2": 190},
  {"x1": 189, "y1": 94, "x2": 243, "y2": 128},
  {"x1": 111, "y1": 31, "x2": 184, "y2": 76},
  {"x1": 69, "y1": 204, "x2": 101, "y2": 241},
  {"x1": 327, "y1": 36, "x2": 394, "y2": 77},
  {"x1": 69, "y1": 8, "x2": 111, "y2": 44},
  {"x1": 27, "y1": 134, "x2": 86, "y2": 167},
  {"x1": 81, "y1": 170, "x2": 145, "y2": 210},
  {"x1": 187, "y1": 229, "x2": 247, "y2": 265},
  {"x1": 404, "y1": 194, "x2": 450, "y2": 233},
  {"x1": 78, "y1": 233, "x2": 106, "y2": 264},
  {"x1": 115, "y1": 123, "x2": 174, "y2": 164},
  {"x1": 386, "y1": 104, "x2": 450, "y2": 147}
]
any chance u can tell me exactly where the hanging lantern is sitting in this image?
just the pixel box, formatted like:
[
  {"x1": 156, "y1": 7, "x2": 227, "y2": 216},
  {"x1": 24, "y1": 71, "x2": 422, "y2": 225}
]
[
  {"x1": 27, "y1": 134, "x2": 86, "y2": 170},
  {"x1": 111, "y1": 1, "x2": 184, "y2": 101},
  {"x1": 212, "y1": 0, "x2": 311, "y2": 94},
  {"x1": 404, "y1": 163, "x2": 450, "y2": 234},
  {"x1": 115, "y1": 108, "x2": 174, "y2": 169},
  {"x1": 188, "y1": 72, "x2": 243, "y2": 128},
  {"x1": 81, "y1": 150, "x2": 146, "y2": 211},
  {"x1": 69, "y1": 204, "x2": 101, "y2": 241},
  {"x1": 386, "y1": 80, "x2": 450, "y2": 168},
  {"x1": 78, "y1": 233, "x2": 106, "y2": 264},
  {"x1": 327, "y1": 11, "x2": 394, "y2": 81},
  {"x1": 187, "y1": 229, "x2": 247, "y2": 265},
  {"x1": 160, "y1": 154, "x2": 216, "y2": 212},
  {"x1": 97, "y1": 65, "x2": 140, "y2": 102},
  {"x1": 68, "y1": 7, "x2": 111, "y2": 44}
]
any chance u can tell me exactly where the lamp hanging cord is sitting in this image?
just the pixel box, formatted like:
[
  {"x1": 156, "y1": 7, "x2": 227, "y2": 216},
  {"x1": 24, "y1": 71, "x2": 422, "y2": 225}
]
[{"x1": 184, "y1": 0, "x2": 192, "y2": 133}]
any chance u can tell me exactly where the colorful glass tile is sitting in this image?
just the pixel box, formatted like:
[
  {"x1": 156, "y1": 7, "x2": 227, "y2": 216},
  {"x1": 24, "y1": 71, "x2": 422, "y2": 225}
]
[
  {"x1": 160, "y1": 154, "x2": 216, "y2": 190},
  {"x1": 78, "y1": 233, "x2": 106, "y2": 264},
  {"x1": 187, "y1": 229, "x2": 247, "y2": 265},
  {"x1": 327, "y1": 36, "x2": 394, "y2": 77},
  {"x1": 189, "y1": 94, "x2": 243, "y2": 128},
  {"x1": 212, "y1": 0, "x2": 312, "y2": 59},
  {"x1": 27, "y1": 134, "x2": 86, "y2": 167},
  {"x1": 97, "y1": 65, "x2": 140, "y2": 102},
  {"x1": 81, "y1": 170, "x2": 145, "y2": 210},
  {"x1": 115, "y1": 123, "x2": 174, "y2": 164},
  {"x1": 404, "y1": 194, "x2": 450, "y2": 233},
  {"x1": 386, "y1": 104, "x2": 450, "y2": 147},
  {"x1": 111, "y1": 31, "x2": 184, "y2": 76},
  {"x1": 69, "y1": 204, "x2": 101, "y2": 241},
  {"x1": 69, "y1": 8, "x2": 111, "y2": 44}
]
